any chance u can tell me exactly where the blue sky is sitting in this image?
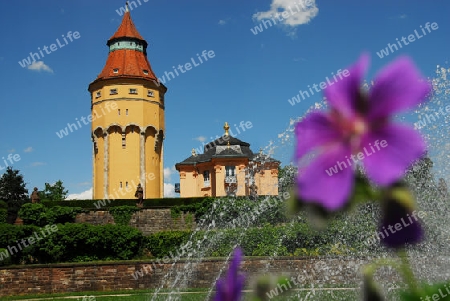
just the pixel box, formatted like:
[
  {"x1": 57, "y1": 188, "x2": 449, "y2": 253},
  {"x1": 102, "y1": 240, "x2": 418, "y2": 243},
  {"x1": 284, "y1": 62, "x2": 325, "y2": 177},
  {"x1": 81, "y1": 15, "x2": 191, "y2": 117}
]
[{"x1": 0, "y1": 0, "x2": 449, "y2": 198}]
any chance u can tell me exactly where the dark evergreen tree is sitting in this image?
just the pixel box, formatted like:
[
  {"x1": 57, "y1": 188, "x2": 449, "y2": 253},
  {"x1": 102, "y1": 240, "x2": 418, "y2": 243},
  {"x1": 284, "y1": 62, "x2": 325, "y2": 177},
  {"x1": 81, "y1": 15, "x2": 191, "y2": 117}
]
[{"x1": 0, "y1": 167, "x2": 28, "y2": 223}]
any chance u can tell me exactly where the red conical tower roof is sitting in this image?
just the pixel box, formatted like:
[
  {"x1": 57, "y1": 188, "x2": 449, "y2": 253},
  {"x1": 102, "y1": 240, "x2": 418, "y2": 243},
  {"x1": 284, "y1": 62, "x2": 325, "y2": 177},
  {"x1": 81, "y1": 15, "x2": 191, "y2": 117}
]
[
  {"x1": 91, "y1": 10, "x2": 161, "y2": 84},
  {"x1": 109, "y1": 10, "x2": 144, "y2": 41}
]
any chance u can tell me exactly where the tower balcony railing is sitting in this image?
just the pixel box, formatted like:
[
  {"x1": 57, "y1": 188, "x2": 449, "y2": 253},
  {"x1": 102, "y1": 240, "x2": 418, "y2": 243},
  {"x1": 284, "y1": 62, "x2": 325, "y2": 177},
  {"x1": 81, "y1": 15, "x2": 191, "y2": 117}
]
[{"x1": 225, "y1": 176, "x2": 237, "y2": 184}]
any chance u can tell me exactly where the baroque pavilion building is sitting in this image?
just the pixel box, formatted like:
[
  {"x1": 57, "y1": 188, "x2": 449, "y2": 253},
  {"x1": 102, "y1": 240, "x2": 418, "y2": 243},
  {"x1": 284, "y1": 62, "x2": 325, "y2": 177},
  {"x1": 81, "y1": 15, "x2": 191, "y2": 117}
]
[
  {"x1": 175, "y1": 123, "x2": 280, "y2": 198},
  {"x1": 88, "y1": 8, "x2": 166, "y2": 199}
]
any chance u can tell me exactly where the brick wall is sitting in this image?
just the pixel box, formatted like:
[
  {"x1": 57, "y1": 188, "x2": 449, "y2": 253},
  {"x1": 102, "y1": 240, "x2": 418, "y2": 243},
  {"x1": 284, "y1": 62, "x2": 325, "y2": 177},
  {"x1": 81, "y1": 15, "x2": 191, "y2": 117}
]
[
  {"x1": 0, "y1": 257, "x2": 383, "y2": 297},
  {"x1": 1, "y1": 255, "x2": 446, "y2": 297},
  {"x1": 74, "y1": 209, "x2": 196, "y2": 235}
]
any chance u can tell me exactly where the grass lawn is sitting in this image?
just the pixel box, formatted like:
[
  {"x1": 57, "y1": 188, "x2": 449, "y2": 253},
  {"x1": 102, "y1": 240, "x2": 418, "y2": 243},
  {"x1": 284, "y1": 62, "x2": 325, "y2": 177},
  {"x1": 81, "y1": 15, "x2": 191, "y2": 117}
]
[{"x1": 1, "y1": 287, "x2": 377, "y2": 301}]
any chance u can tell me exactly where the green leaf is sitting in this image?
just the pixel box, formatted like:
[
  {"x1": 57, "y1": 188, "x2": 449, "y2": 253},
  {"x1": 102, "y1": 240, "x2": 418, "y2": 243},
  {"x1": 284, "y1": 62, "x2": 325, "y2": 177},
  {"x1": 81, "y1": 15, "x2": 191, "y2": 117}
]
[{"x1": 400, "y1": 282, "x2": 450, "y2": 300}]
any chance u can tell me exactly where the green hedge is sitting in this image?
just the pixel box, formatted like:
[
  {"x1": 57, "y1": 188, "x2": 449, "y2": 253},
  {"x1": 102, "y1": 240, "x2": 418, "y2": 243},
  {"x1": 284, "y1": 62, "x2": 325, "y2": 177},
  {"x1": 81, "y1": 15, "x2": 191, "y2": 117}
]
[
  {"x1": 0, "y1": 248, "x2": 12, "y2": 266},
  {"x1": 109, "y1": 206, "x2": 140, "y2": 226},
  {"x1": 173, "y1": 196, "x2": 290, "y2": 227},
  {"x1": 0, "y1": 200, "x2": 7, "y2": 209},
  {"x1": 0, "y1": 209, "x2": 7, "y2": 224},
  {"x1": 0, "y1": 224, "x2": 39, "y2": 264},
  {"x1": 0, "y1": 223, "x2": 144, "y2": 264},
  {"x1": 142, "y1": 216, "x2": 377, "y2": 259},
  {"x1": 144, "y1": 230, "x2": 192, "y2": 258},
  {"x1": 18, "y1": 203, "x2": 83, "y2": 226},
  {"x1": 41, "y1": 197, "x2": 207, "y2": 210},
  {"x1": 0, "y1": 217, "x2": 376, "y2": 265}
]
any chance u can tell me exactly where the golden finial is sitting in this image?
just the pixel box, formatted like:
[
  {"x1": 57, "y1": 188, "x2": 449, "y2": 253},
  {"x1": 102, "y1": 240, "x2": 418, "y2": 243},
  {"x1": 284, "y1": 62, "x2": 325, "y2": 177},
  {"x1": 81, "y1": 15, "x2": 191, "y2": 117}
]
[
  {"x1": 224, "y1": 122, "x2": 230, "y2": 136},
  {"x1": 227, "y1": 141, "x2": 230, "y2": 149}
]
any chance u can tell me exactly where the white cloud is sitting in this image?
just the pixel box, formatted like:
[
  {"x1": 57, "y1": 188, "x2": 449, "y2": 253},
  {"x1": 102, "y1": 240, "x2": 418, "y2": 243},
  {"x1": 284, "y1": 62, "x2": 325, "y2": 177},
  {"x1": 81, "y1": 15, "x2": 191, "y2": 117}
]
[
  {"x1": 253, "y1": 0, "x2": 319, "y2": 27},
  {"x1": 218, "y1": 18, "x2": 232, "y2": 25},
  {"x1": 31, "y1": 162, "x2": 45, "y2": 167},
  {"x1": 24, "y1": 147, "x2": 33, "y2": 153},
  {"x1": 193, "y1": 136, "x2": 207, "y2": 143},
  {"x1": 27, "y1": 61, "x2": 53, "y2": 73},
  {"x1": 164, "y1": 183, "x2": 177, "y2": 197},
  {"x1": 390, "y1": 14, "x2": 407, "y2": 20},
  {"x1": 7, "y1": 149, "x2": 15, "y2": 153},
  {"x1": 164, "y1": 166, "x2": 176, "y2": 181},
  {"x1": 67, "y1": 188, "x2": 93, "y2": 200}
]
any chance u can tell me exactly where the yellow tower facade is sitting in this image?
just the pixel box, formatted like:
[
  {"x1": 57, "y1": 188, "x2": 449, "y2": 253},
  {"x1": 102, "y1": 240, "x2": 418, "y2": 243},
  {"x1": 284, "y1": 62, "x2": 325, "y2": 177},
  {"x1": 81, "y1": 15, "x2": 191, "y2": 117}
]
[{"x1": 88, "y1": 10, "x2": 167, "y2": 200}]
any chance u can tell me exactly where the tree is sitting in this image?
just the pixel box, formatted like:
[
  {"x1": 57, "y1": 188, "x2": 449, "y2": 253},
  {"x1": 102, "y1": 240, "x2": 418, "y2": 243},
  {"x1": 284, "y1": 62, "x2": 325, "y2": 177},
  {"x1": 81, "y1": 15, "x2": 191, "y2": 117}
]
[
  {"x1": 0, "y1": 167, "x2": 29, "y2": 202},
  {"x1": 39, "y1": 180, "x2": 68, "y2": 201},
  {"x1": 0, "y1": 167, "x2": 28, "y2": 223}
]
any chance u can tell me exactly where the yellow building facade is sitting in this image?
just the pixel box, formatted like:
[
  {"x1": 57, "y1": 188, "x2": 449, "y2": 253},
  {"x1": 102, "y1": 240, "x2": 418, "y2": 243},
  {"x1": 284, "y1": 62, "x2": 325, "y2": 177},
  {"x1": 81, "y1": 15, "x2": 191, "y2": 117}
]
[
  {"x1": 175, "y1": 123, "x2": 280, "y2": 198},
  {"x1": 88, "y1": 10, "x2": 167, "y2": 199}
]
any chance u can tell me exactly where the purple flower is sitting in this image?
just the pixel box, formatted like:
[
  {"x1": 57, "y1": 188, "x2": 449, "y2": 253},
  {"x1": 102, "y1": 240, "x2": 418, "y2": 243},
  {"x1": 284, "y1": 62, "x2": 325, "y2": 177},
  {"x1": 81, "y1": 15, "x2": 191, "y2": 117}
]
[
  {"x1": 295, "y1": 54, "x2": 431, "y2": 211},
  {"x1": 214, "y1": 248, "x2": 245, "y2": 301},
  {"x1": 379, "y1": 183, "x2": 424, "y2": 248}
]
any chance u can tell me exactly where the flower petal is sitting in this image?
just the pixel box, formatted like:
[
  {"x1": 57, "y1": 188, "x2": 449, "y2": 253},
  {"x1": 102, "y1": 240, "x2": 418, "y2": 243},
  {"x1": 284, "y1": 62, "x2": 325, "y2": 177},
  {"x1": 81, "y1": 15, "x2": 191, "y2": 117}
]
[
  {"x1": 368, "y1": 56, "x2": 432, "y2": 120},
  {"x1": 296, "y1": 143, "x2": 354, "y2": 211},
  {"x1": 214, "y1": 248, "x2": 245, "y2": 301},
  {"x1": 379, "y1": 189, "x2": 424, "y2": 248},
  {"x1": 230, "y1": 248, "x2": 242, "y2": 273},
  {"x1": 361, "y1": 124, "x2": 426, "y2": 186},
  {"x1": 294, "y1": 111, "x2": 341, "y2": 160},
  {"x1": 324, "y1": 53, "x2": 370, "y2": 118},
  {"x1": 232, "y1": 275, "x2": 245, "y2": 301},
  {"x1": 380, "y1": 216, "x2": 423, "y2": 248}
]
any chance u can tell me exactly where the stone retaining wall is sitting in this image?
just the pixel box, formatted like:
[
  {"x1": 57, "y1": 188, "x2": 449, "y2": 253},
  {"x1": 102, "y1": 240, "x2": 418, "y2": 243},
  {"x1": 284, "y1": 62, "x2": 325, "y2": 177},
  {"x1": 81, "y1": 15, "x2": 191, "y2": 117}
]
[
  {"x1": 1, "y1": 255, "x2": 447, "y2": 297},
  {"x1": 0, "y1": 257, "x2": 382, "y2": 297},
  {"x1": 74, "y1": 209, "x2": 196, "y2": 235}
]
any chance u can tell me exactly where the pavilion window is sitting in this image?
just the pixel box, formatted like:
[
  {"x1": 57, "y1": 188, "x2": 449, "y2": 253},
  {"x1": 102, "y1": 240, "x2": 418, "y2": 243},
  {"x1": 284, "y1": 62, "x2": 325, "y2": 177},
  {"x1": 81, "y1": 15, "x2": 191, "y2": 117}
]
[
  {"x1": 225, "y1": 166, "x2": 235, "y2": 177},
  {"x1": 203, "y1": 171, "x2": 210, "y2": 187}
]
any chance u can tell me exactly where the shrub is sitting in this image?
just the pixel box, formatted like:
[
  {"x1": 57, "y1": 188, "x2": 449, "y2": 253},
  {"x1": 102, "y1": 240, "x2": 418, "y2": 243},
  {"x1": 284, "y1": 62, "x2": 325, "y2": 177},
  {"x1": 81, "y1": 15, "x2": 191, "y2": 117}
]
[
  {"x1": 144, "y1": 230, "x2": 192, "y2": 258},
  {"x1": 18, "y1": 203, "x2": 47, "y2": 226},
  {"x1": 41, "y1": 197, "x2": 207, "y2": 210},
  {"x1": 28, "y1": 223, "x2": 145, "y2": 263},
  {"x1": 45, "y1": 206, "x2": 83, "y2": 224},
  {"x1": 0, "y1": 209, "x2": 7, "y2": 224},
  {"x1": 0, "y1": 224, "x2": 39, "y2": 264},
  {"x1": 109, "y1": 206, "x2": 140, "y2": 226},
  {"x1": 178, "y1": 196, "x2": 290, "y2": 229},
  {"x1": 0, "y1": 200, "x2": 7, "y2": 209},
  {"x1": 18, "y1": 204, "x2": 83, "y2": 226},
  {"x1": 252, "y1": 243, "x2": 289, "y2": 256},
  {"x1": 0, "y1": 248, "x2": 12, "y2": 266},
  {"x1": 0, "y1": 223, "x2": 144, "y2": 264}
]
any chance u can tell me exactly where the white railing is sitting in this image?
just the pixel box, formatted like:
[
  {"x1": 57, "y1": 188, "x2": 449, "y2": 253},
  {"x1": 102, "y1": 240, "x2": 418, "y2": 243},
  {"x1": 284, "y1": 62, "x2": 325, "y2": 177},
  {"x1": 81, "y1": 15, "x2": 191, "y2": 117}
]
[{"x1": 225, "y1": 176, "x2": 237, "y2": 184}]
